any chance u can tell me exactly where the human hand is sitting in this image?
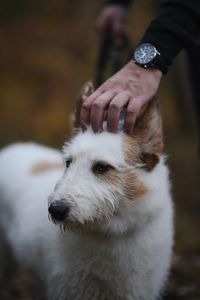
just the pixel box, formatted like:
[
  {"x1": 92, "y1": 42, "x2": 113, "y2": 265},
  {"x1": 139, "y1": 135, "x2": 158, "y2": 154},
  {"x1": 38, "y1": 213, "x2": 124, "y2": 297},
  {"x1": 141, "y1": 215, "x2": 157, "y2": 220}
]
[
  {"x1": 80, "y1": 61, "x2": 162, "y2": 134},
  {"x1": 96, "y1": 4, "x2": 128, "y2": 44}
]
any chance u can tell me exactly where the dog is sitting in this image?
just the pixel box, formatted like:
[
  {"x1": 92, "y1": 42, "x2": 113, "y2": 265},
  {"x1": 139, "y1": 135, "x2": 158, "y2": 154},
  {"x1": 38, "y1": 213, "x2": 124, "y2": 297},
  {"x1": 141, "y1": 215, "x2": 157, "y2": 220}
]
[{"x1": 0, "y1": 82, "x2": 173, "y2": 300}]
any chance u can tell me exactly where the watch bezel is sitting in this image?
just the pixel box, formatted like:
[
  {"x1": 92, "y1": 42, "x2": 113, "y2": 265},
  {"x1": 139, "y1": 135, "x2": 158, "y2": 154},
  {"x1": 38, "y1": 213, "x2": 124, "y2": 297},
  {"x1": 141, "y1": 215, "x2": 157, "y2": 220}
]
[{"x1": 134, "y1": 43, "x2": 160, "y2": 67}]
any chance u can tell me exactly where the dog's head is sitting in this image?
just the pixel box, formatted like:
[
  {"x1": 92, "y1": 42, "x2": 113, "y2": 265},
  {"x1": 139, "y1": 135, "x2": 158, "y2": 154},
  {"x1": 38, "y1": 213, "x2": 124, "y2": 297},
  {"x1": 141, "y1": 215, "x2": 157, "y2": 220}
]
[{"x1": 48, "y1": 82, "x2": 165, "y2": 235}]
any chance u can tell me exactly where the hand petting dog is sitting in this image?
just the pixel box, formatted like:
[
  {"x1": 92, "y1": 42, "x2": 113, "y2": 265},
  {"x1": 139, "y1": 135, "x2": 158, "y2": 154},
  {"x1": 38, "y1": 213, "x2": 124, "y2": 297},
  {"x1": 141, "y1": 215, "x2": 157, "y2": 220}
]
[{"x1": 80, "y1": 60, "x2": 162, "y2": 134}]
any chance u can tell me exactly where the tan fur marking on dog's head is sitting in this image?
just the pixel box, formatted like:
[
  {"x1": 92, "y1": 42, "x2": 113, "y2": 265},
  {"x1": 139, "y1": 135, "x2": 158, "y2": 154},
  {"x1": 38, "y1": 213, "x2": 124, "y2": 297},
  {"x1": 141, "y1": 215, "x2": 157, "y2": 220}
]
[
  {"x1": 133, "y1": 98, "x2": 163, "y2": 154},
  {"x1": 98, "y1": 166, "x2": 147, "y2": 201},
  {"x1": 123, "y1": 171, "x2": 148, "y2": 200},
  {"x1": 101, "y1": 169, "x2": 123, "y2": 186},
  {"x1": 122, "y1": 135, "x2": 141, "y2": 166},
  {"x1": 140, "y1": 153, "x2": 159, "y2": 172},
  {"x1": 29, "y1": 161, "x2": 63, "y2": 175},
  {"x1": 122, "y1": 135, "x2": 160, "y2": 172},
  {"x1": 122, "y1": 98, "x2": 163, "y2": 171}
]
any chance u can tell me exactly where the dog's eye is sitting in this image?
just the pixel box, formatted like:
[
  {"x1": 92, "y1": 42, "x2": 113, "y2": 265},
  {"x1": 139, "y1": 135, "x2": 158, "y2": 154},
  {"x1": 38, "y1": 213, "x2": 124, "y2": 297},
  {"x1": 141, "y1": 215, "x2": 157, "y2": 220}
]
[
  {"x1": 92, "y1": 162, "x2": 113, "y2": 175},
  {"x1": 66, "y1": 159, "x2": 72, "y2": 168}
]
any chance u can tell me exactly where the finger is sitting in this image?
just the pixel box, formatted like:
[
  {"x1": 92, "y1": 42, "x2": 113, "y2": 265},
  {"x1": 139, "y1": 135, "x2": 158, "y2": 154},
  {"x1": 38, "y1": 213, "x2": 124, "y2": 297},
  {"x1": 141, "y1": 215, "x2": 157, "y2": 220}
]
[
  {"x1": 90, "y1": 91, "x2": 116, "y2": 133},
  {"x1": 124, "y1": 99, "x2": 141, "y2": 135},
  {"x1": 107, "y1": 94, "x2": 130, "y2": 132},
  {"x1": 96, "y1": 15, "x2": 110, "y2": 34},
  {"x1": 112, "y1": 20, "x2": 126, "y2": 38},
  {"x1": 80, "y1": 89, "x2": 103, "y2": 126}
]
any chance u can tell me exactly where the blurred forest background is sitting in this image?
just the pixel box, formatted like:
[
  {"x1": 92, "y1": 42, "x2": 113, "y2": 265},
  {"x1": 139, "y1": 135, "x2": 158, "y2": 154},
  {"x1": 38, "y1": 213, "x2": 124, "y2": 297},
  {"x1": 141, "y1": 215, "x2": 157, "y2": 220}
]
[{"x1": 0, "y1": 0, "x2": 199, "y2": 299}]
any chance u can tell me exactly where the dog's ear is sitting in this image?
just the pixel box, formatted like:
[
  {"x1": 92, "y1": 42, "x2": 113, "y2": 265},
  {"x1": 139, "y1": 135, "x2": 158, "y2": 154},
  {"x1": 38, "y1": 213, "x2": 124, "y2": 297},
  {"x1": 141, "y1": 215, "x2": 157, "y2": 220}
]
[
  {"x1": 133, "y1": 98, "x2": 163, "y2": 171},
  {"x1": 73, "y1": 81, "x2": 94, "y2": 128}
]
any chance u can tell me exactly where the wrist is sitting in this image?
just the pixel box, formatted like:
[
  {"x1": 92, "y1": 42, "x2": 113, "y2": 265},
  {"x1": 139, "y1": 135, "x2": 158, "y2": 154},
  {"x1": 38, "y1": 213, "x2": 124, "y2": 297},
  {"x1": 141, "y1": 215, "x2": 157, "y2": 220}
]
[{"x1": 126, "y1": 60, "x2": 162, "y2": 78}]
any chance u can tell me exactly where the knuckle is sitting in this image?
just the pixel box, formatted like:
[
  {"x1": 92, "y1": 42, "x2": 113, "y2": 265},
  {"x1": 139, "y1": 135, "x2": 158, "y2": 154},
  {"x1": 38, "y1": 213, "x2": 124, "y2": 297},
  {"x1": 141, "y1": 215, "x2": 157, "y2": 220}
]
[
  {"x1": 126, "y1": 92, "x2": 133, "y2": 98},
  {"x1": 82, "y1": 101, "x2": 90, "y2": 110},
  {"x1": 109, "y1": 102, "x2": 120, "y2": 111},
  {"x1": 92, "y1": 102, "x2": 102, "y2": 110},
  {"x1": 127, "y1": 107, "x2": 137, "y2": 115},
  {"x1": 127, "y1": 101, "x2": 141, "y2": 115},
  {"x1": 95, "y1": 95, "x2": 106, "y2": 103}
]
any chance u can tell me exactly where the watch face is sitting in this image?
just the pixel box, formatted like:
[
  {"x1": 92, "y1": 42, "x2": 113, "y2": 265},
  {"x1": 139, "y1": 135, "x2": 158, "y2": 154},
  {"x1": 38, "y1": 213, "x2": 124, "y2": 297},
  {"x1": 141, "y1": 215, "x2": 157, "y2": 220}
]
[{"x1": 134, "y1": 43, "x2": 158, "y2": 65}]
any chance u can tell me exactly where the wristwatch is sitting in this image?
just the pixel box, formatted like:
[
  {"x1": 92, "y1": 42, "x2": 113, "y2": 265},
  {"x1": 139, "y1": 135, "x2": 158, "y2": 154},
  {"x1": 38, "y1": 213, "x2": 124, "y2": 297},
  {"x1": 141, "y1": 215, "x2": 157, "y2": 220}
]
[{"x1": 133, "y1": 43, "x2": 168, "y2": 74}]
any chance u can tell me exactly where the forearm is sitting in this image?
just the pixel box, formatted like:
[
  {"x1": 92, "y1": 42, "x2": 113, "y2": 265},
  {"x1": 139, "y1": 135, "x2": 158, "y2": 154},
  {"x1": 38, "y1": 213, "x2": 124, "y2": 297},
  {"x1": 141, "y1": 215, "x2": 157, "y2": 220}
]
[
  {"x1": 84, "y1": 0, "x2": 200, "y2": 133},
  {"x1": 139, "y1": 0, "x2": 200, "y2": 67}
]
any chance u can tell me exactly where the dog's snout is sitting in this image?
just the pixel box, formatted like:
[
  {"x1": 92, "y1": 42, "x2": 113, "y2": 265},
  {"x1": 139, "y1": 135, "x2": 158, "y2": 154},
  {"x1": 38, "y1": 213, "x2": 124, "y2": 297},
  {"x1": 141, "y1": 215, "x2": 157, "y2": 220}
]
[{"x1": 48, "y1": 200, "x2": 69, "y2": 221}]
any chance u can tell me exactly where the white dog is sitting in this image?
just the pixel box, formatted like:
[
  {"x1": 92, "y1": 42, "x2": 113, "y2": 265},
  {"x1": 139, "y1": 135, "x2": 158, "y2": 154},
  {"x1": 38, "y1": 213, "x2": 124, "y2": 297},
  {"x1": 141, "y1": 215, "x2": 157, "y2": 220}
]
[{"x1": 0, "y1": 83, "x2": 173, "y2": 300}]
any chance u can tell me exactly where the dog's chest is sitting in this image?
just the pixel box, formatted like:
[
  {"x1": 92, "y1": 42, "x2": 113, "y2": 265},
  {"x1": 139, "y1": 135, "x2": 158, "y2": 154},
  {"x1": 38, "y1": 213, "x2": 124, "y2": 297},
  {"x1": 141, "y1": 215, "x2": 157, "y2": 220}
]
[
  {"x1": 55, "y1": 236, "x2": 133, "y2": 300},
  {"x1": 60, "y1": 260, "x2": 130, "y2": 300}
]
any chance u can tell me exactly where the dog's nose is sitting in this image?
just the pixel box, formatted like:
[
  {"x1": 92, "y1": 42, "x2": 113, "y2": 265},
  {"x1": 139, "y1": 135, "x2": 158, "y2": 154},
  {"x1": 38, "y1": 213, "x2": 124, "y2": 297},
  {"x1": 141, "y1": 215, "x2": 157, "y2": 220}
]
[{"x1": 48, "y1": 200, "x2": 69, "y2": 221}]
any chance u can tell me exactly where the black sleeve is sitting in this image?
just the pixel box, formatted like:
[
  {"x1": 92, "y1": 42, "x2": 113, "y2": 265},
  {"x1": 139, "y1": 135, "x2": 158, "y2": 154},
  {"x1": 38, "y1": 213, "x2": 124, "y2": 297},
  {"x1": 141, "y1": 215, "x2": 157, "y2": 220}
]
[
  {"x1": 139, "y1": 0, "x2": 200, "y2": 68},
  {"x1": 105, "y1": 0, "x2": 132, "y2": 7}
]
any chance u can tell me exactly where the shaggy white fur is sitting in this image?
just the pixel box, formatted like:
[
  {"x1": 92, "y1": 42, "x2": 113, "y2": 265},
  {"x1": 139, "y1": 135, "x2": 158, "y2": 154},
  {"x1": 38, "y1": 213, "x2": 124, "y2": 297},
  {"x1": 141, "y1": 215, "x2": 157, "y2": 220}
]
[
  {"x1": 0, "y1": 82, "x2": 173, "y2": 300},
  {"x1": 0, "y1": 127, "x2": 173, "y2": 300}
]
